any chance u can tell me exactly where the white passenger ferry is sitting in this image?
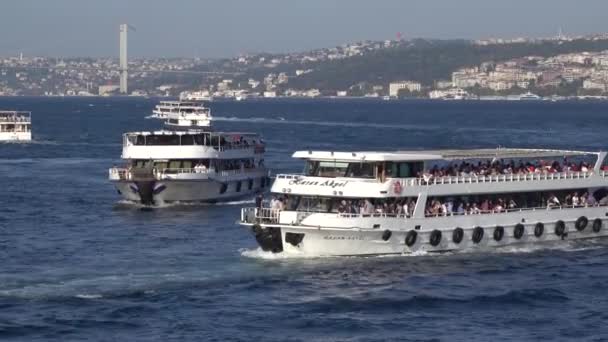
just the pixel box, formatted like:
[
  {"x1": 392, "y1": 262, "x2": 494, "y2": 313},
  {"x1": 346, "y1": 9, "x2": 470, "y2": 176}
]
[
  {"x1": 109, "y1": 102, "x2": 269, "y2": 205},
  {"x1": 150, "y1": 100, "x2": 209, "y2": 120},
  {"x1": 240, "y1": 148, "x2": 608, "y2": 256},
  {"x1": 0, "y1": 111, "x2": 31, "y2": 141}
]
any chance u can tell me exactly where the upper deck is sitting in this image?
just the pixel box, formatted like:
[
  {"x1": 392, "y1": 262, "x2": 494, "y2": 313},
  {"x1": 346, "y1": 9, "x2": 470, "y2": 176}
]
[
  {"x1": 121, "y1": 130, "x2": 265, "y2": 159},
  {"x1": 0, "y1": 111, "x2": 31, "y2": 124},
  {"x1": 272, "y1": 148, "x2": 608, "y2": 197}
]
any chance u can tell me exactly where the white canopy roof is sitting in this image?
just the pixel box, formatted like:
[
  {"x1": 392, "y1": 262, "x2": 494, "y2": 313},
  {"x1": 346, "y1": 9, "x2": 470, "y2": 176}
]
[{"x1": 293, "y1": 148, "x2": 598, "y2": 162}]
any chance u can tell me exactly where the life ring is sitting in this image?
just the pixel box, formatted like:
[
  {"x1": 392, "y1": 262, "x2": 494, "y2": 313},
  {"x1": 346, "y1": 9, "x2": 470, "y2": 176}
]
[
  {"x1": 493, "y1": 226, "x2": 504, "y2": 242},
  {"x1": 429, "y1": 229, "x2": 442, "y2": 247},
  {"x1": 513, "y1": 223, "x2": 525, "y2": 240},
  {"x1": 393, "y1": 181, "x2": 403, "y2": 194},
  {"x1": 575, "y1": 216, "x2": 588, "y2": 231},
  {"x1": 405, "y1": 230, "x2": 417, "y2": 247},
  {"x1": 554, "y1": 221, "x2": 565, "y2": 236},
  {"x1": 592, "y1": 218, "x2": 602, "y2": 233},
  {"x1": 452, "y1": 227, "x2": 464, "y2": 244},
  {"x1": 472, "y1": 227, "x2": 484, "y2": 244},
  {"x1": 535, "y1": 222, "x2": 545, "y2": 237},
  {"x1": 382, "y1": 229, "x2": 392, "y2": 241}
]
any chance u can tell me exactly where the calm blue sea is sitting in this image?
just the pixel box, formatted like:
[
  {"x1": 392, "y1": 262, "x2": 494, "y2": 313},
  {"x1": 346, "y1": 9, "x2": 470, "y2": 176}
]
[{"x1": 1, "y1": 97, "x2": 608, "y2": 341}]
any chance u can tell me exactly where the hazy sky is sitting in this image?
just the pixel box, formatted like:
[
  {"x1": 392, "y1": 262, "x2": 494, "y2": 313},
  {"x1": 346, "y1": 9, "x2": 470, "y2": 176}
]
[{"x1": 1, "y1": 0, "x2": 607, "y2": 58}]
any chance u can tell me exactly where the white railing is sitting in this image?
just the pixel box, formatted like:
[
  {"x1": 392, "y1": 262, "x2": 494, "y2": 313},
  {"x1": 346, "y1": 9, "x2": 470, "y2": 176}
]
[
  {"x1": 276, "y1": 174, "x2": 300, "y2": 180},
  {"x1": 240, "y1": 202, "x2": 608, "y2": 223},
  {"x1": 424, "y1": 202, "x2": 608, "y2": 218},
  {"x1": 406, "y1": 171, "x2": 595, "y2": 186},
  {"x1": 108, "y1": 167, "x2": 130, "y2": 180},
  {"x1": 241, "y1": 207, "x2": 281, "y2": 224},
  {"x1": 111, "y1": 167, "x2": 267, "y2": 181},
  {"x1": 338, "y1": 212, "x2": 412, "y2": 219},
  {"x1": 276, "y1": 171, "x2": 601, "y2": 187}
]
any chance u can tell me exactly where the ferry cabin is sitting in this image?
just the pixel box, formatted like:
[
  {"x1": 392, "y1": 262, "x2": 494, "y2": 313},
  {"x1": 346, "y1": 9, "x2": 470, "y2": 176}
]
[
  {"x1": 241, "y1": 149, "x2": 608, "y2": 256},
  {"x1": 0, "y1": 111, "x2": 31, "y2": 141}
]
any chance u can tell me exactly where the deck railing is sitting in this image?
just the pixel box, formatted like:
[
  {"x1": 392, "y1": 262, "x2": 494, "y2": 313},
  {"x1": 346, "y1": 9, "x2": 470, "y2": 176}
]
[
  {"x1": 110, "y1": 167, "x2": 265, "y2": 180},
  {"x1": 408, "y1": 171, "x2": 594, "y2": 186},
  {"x1": 241, "y1": 202, "x2": 608, "y2": 225},
  {"x1": 241, "y1": 207, "x2": 281, "y2": 224},
  {"x1": 424, "y1": 202, "x2": 608, "y2": 217},
  {"x1": 276, "y1": 170, "x2": 603, "y2": 188}
]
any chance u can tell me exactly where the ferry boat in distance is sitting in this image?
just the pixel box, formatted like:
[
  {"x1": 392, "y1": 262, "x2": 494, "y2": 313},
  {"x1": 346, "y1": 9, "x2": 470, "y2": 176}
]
[
  {"x1": 150, "y1": 100, "x2": 209, "y2": 120},
  {"x1": 518, "y1": 92, "x2": 542, "y2": 101},
  {"x1": 240, "y1": 148, "x2": 608, "y2": 256},
  {"x1": 180, "y1": 90, "x2": 213, "y2": 102},
  {"x1": 0, "y1": 111, "x2": 31, "y2": 141},
  {"x1": 109, "y1": 102, "x2": 270, "y2": 205}
]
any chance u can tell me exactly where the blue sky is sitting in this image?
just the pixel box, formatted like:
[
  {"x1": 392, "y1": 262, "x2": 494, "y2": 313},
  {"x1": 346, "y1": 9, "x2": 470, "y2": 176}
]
[{"x1": 1, "y1": 0, "x2": 607, "y2": 58}]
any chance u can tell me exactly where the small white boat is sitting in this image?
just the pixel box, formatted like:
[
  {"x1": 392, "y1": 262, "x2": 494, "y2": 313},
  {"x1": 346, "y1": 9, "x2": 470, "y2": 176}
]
[{"x1": 0, "y1": 111, "x2": 31, "y2": 141}]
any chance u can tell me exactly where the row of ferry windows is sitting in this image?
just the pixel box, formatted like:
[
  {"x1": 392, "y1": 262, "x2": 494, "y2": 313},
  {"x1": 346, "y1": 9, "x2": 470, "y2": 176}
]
[
  {"x1": 130, "y1": 158, "x2": 262, "y2": 170},
  {"x1": 304, "y1": 161, "x2": 424, "y2": 178},
  {"x1": 304, "y1": 156, "x2": 608, "y2": 179},
  {"x1": 127, "y1": 134, "x2": 259, "y2": 146}
]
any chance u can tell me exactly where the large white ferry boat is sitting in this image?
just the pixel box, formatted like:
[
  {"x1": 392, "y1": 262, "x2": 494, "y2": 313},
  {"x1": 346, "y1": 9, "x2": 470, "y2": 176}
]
[
  {"x1": 109, "y1": 102, "x2": 269, "y2": 205},
  {"x1": 240, "y1": 148, "x2": 608, "y2": 256},
  {"x1": 0, "y1": 111, "x2": 31, "y2": 141}
]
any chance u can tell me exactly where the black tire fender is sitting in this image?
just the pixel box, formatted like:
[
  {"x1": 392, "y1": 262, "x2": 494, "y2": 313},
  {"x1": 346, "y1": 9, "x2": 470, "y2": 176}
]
[
  {"x1": 513, "y1": 223, "x2": 525, "y2": 239},
  {"x1": 405, "y1": 230, "x2": 417, "y2": 247},
  {"x1": 429, "y1": 229, "x2": 442, "y2": 247},
  {"x1": 452, "y1": 227, "x2": 464, "y2": 244},
  {"x1": 472, "y1": 227, "x2": 484, "y2": 244}
]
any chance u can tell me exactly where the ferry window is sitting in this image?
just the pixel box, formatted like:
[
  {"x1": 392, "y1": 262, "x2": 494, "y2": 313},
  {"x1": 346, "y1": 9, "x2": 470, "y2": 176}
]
[
  {"x1": 304, "y1": 161, "x2": 319, "y2": 176},
  {"x1": 318, "y1": 161, "x2": 349, "y2": 177},
  {"x1": 169, "y1": 161, "x2": 181, "y2": 169},
  {"x1": 393, "y1": 162, "x2": 423, "y2": 178},
  {"x1": 154, "y1": 161, "x2": 168, "y2": 170},
  {"x1": 346, "y1": 162, "x2": 375, "y2": 178},
  {"x1": 182, "y1": 161, "x2": 192, "y2": 169},
  {"x1": 146, "y1": 135, "x2": 180, "y2": 145},
  {"x1": 297, "y1": 196, "x2": 332, "y2": 212},
  {"x1": 136, "y1": 135, "x2": 145, "y2": 145},
  {"x1": 193, "y1": 134, "x2": 204, "y2": 145},
  {"x1": 181, "y1": 135, "x2": 194, "y2": 145}
]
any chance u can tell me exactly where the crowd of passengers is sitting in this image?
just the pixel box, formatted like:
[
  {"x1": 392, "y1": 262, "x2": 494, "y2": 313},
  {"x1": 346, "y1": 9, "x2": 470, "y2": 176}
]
[
  {"x1": 425, "y1": 190, "x2": 608, "y2": 217},
  {"x1": 261, "y1": 195, "x2": 417, "y2": 217},
  {"x1": 422, "y1": 159, "x2": 595, "y2": 179}
]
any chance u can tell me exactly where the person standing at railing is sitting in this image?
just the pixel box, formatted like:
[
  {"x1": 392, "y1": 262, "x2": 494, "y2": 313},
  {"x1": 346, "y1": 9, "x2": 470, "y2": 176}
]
[{"x1": 255, "y1": 193, "x2": 263, "y2": 209}]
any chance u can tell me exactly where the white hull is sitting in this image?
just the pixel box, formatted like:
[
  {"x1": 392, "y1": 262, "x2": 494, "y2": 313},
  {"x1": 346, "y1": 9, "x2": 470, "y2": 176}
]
[
  {"x1": 245, "y1": 206, "x2": 608, "y2": 256},
  {"x1": 113, "y1": 177, "x2": 266, "y2": 204},
  {"x1": 0, "y1": 131, "x2": 31, "y2": 141}
]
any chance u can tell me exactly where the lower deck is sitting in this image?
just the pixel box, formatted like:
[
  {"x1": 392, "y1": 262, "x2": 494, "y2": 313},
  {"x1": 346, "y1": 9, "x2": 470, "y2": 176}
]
[{"x1": 242, "y1": 205, "x2": 608, "y2": 256}]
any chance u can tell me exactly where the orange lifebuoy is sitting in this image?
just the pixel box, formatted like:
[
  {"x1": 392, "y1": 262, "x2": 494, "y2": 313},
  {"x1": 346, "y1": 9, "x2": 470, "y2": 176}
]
[{"x1": 393, "y1": 180, "x2": 402, "y2": 194}]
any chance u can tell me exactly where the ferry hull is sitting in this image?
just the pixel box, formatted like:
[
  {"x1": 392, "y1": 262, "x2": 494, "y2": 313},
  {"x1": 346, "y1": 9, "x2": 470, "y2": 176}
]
[
  {"x1": 246, "y1": 207, "x2": 608, "y2": 256},
  {"x1": 113, "y1": 178, "x2": 265, "y2": 205},
  {"x1": 0, "y1": 132, "x2": 31, "y2": 141}
]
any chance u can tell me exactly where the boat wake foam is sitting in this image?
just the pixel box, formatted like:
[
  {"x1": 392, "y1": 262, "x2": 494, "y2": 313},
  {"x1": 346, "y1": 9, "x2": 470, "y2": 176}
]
[{"x1": 240, "y1": 240, "x2": 607, "y2": 260}]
